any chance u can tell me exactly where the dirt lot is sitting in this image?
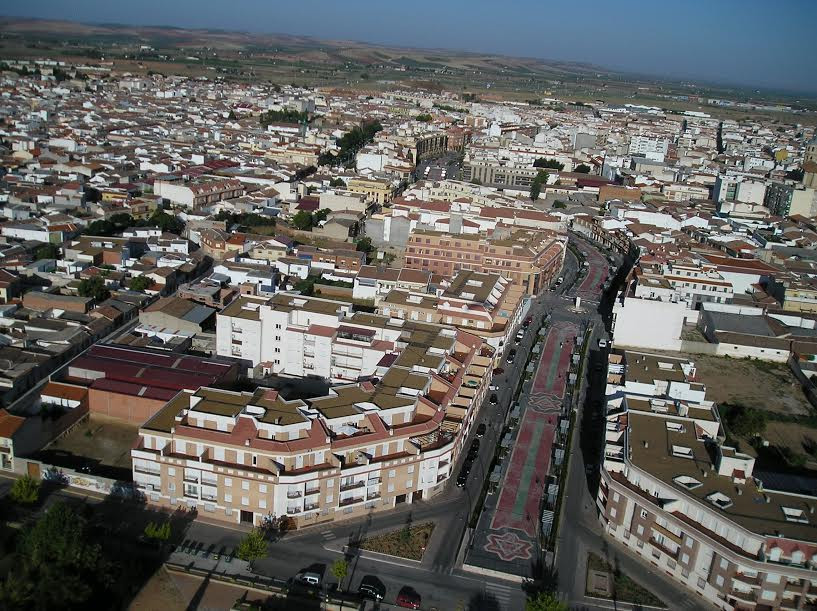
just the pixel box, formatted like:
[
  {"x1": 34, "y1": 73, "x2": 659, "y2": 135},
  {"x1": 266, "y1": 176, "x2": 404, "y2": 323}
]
[
  {"x1": 46, "y1": 413, "x2": 139, "y2": 470},
  {"x1": 690, "y1": 355, "x2": 810, "y2": 417}
]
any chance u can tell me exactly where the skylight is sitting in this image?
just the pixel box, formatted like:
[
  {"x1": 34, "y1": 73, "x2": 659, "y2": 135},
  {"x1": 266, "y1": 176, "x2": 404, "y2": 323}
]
[
  {"x1": 782, "y1": 507, "x2": 809, "y2": 524},
  {"x1": 706, "y1": 491, "x2": 733, "y2": 510},
  {"x1": 673, "y1": 475, "x2": 702, "y2": 490}
]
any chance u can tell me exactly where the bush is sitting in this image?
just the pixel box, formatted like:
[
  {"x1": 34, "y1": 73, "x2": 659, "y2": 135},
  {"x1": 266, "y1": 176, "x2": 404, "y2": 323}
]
[
  {"x1": 237, "y1": 528, "x2": 268, "y2": 562},
  {"x1": 10, "y1": 475, "x2": 40, "y2": 505}
]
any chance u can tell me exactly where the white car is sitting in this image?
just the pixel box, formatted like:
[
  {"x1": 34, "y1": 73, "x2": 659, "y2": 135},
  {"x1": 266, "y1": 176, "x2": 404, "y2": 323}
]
[{"x1": 598, "y1": 339, "x2": 608, "y2": 349}]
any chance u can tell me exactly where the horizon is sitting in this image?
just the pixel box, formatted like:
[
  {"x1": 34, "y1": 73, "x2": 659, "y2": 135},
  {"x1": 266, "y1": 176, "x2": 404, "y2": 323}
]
[{"x1": 2, "y1": 0, "x2": 817, "y2": 95}]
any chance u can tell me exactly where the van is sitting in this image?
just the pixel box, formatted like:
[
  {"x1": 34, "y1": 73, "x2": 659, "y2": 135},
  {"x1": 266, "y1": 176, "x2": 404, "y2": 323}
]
[{"x1": 298, "y1": 572, "x2": 321, "y2": 586}]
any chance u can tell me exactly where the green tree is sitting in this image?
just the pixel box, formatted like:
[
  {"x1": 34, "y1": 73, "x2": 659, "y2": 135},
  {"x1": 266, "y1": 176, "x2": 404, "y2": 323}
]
[
  {"x1": 314, "y1": 208, "x2": 331, "y2": 224},
  {"x1": 331, "y1": 558, "x2": 349, "y2": 590},
  {"x1": 0, "y1": 502, "x2": 115, "y2": 610},
  {"x1": 329, "y1": 177, "x2": 346, "y2": 188},
  {"x1": 415, "y1": 113, "x2": 433, "y2": 122},
  {"x1": 533, "y1": 158, "x2": 564, "y2": 170},
  {"x1": 259, "y1": 108, "x2": 310, "y2": 126},
  {"x1": 227, "y1": 110, "x2": 237, "y2": 121},
  {"x1": 574, "y1": 164, "x2": 591, "y2": 173},
  {"x1": 150, "y1": 209, "x2": 184, "y2": 234},
  {"x1": 35, "y1": 243, "x2": 60, "y2": 260},
  {"x1": 77, "y1": 276, "x2": 110, "y2": 302},
  {"x1": 129, "y1": 276, "x2": 153, "y2": 292},
  {"x1": 144, "y1": 521, "x2": 171, "y2": 542},
  {"x1": 356, "y1": 237, "x2": 373, "y2": 253},
  {"x1": 85, "y1": 219, "x2": 115, "y2": 236},
  {"x1": 526, "y1": 592, "x2": 568, "y2": 611},
  {"x1": 552, "y1": 200, "x2": 567, "y2": 209},
  {"x1": 530, "y1": 170, "x2": 549, "y2": 201},
  {"x1": 236, "y1": 528, "x2": 268, "y2": 563},
  {"x1": 291, "y1": 210, "x2": 314, "y2": 231},
  {"x1": 9, "y1": 475, "x2": 40, "y2": 505},
  {"x1": 727, "y1": 405, "x2": 767, "y2": 438}
]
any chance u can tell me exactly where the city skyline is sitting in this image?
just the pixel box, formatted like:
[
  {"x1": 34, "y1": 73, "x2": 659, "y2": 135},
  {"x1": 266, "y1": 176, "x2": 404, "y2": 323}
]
[{"x1": 3, "y1": 0, "x2": 817, "y2": 94}]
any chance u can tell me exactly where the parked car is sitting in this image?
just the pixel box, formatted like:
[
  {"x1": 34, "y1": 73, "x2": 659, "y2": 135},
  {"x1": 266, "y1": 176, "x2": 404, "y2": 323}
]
[
  {"x1": 469, "y1": 438, "x2": 481, "y2": 455},
  {"x1": 456, "y1": 469, "x2": 469, "y2": 487},
  {"x1": 492, "y1": 367, "x2": 504, "y2": 375},
  {"x1": 523, "y1": 316, "x2": 533, "y2": 327},
  {"x1": 515, "y1": 330, "x2": 524, "y2": 343},
  {"x1": 506, "y1": 349, "x2": 516, "y2": 364},
  {"x1": 476, "y1": 423, "x2": 487, "y2": 438},
  {"x1": 489, "y1": 393, "x2": 498, "y2": 404},
  {"x1": 396, "y1": 586, "x2": 422, "y2": 609},
  {"x1": 358, "y1": 575, "x2": 385, "y2": 601},
  {"x1": 489, "y1": 384, "x2": 499, "y2": 391},
  {"x1": 598, "y1": 338, "x2": 608, "y2": 349},
  {"x1": 298, "y1": 572, "x2": 322, "y2": 586}
]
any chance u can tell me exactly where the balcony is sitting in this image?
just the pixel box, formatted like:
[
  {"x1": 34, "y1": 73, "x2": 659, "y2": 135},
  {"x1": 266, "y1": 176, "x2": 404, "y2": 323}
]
[
  {"x1": 287, "y1": 490, "x2": 302, "y2": 499},
  {"x1": 339, "y1": 496, "x2": 365, "y2": 507},
  {"x1": 367, "y1": 491, "x2": 381, "y2": 501},
  {"x1": 286, "y1": 506, "x2": 301, "y2": 515},
  {"x1": 201, "y1": 493, "x2": 217, "y2": 502},
  {"x1": 134, "y1": 465, "x2": 161, "y2": 476},
  {"x1": 340, "y1": 480, "x2": 365, "y2": 492},
  {"x1": 438, "y1": 460, "x2": 450, "y2": 469},
  {"x1": 304, "y1": 487, "x2": 320, "y2": 496},
  {"x1": 304, "y1": 502, "x2": 320, "y2": 512},
  {"x1": 733, "y1": 574, "x2": 761, "y2": 587},
  {"x1": 648, "y1": 537, "x2": 679, "y2": 560},
  {"x1": 366, "y1": 477, "x2": 381, "y2": 486},
  {"x1": 183, "y1": 474, "x2": 199, "y2": 484}
]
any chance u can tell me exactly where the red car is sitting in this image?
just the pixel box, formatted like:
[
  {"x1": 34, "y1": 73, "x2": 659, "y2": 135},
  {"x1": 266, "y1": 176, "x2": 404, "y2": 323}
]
[
  {"x1": 396, "y1": 586, "x2": 421, "y2": 609},
  {"x1": 523, "y1": 316, "x2": 533, "y2": 327},
  {"x1": 492, "y1": 367, "x2": 504, "y2": 375}
]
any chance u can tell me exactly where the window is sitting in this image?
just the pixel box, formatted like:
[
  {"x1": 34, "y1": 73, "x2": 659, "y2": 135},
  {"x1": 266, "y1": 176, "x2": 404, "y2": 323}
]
[
  {"x1": 406, "y1": 480, "x2": 413, "y2": 488},
  {"x1": 326, "y1": 494, "x2": 333, "y2": 504},
  {"x1": 673, "y1": 475, "x2": 702, "y2": 490},
  {"x1": 225, "y1": 494, "x2": 232, "y2": 503},
  {"x1": 259, "y1": 484, "x2": 267, "y2": 493},
  {"x1": 682, "y1": 553, "x2": 690, "y2": 564},
  {"x1": 720, "y1": 557, "x2": 728, "y2": 570},
  {"x1": 640, "y1": 509, "x2": 648, "y2": 519},
  {"x1": 242, "y1": 480, "x2": 250, "y2": 490},
  {"x1": 389, "y1": 469, "x2": 396, "y2": 478},
  {"x1": 259, "y1": 499, "x2": 267, "y2": 509},
  {"x1": 761, "y1": 590, "x2": 776, "y2": 601},
  {"x1": 782, "y1": 507, "x2": 809, "y2": 523},
  {"x1": 613, "y1": 492, "x2": 620, "y2": 503},
  {"x1": 407, "y1": 465, "x2": 415, "y2": 474},
  {"x1": 327, "y1": 479, "x2": 334, "y2": 488},
  {"x1": 637, "y1": 524, "x2": 644, "y2": 536},
  {"x1": 610, "y1": 507, "x2": 617, "y2": 519},
  {"x1": 224, "y1": 477, "x2": 232, "y2": 487},
  {"x1": 168, "y1": 467, "x2": 176, "y2": 476},
  {"x1": 241, "y1": 496, "x2": 249, "y2": 506},
  {"x1": 387, "y1": 483, "x2": 395, "y2": 493},
  {"x1": 715, "y1": 575, "x2": 724, "y2": 587}
]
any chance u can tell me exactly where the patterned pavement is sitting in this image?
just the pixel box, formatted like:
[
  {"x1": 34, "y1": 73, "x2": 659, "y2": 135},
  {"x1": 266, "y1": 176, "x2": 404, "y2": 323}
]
[
  {"x1": 466, "y1": 321, "x2": 578, "y2": 576},
  {"x1": 573, "y1": 239, "x2": 608, "y2": 302}
]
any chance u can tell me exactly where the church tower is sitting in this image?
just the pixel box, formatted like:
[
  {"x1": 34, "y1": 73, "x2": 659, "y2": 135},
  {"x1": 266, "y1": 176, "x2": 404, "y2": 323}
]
[{"x1": 804, "y1": 136, "x2": 817, "y2": 188}]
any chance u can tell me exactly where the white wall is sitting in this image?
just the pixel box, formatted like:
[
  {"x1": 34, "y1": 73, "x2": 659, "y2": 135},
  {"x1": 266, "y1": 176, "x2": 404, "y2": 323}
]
[{"x1": 613, "y1": 297, "x2": 695, "y2": 351}]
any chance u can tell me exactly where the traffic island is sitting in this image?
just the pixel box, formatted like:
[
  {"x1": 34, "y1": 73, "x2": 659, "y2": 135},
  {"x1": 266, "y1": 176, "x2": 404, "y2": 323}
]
[
  {"x1": 585, "y1": 553, "x2": 666, "y2": 608},
  {"x1": 354, "y1": 522, "x2": 435, "y2": 561}
]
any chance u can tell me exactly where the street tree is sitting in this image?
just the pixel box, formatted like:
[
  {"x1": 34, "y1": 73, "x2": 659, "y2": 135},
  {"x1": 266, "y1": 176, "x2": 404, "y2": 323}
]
[
  {"x1": 77, "y1": 276, "x2": 110, "y2": 302},
  {"x1": 9, "y1": 475, "x2": 40, "y2": 505},
  {"x1": 331, "y1": 558, "x2": 349, "y2": 591},
  {"x1": 236, "y1": 528, "x2": 268, "y2": 563},
  {"x1": 526, "y1": 592, "x2": 568, "y2": 611},
  {"x1": 291, "y1": 210, "x2": 314, "y2": 231}
]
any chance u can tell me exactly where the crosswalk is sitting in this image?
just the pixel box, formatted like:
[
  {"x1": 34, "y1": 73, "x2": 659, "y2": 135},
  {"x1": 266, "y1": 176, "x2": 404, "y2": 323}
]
[
  {"x1": 483, "y1": 581, "x2": 516, "y2": 609},
  {"x1": 320, "y1": 530, "x2": 336, "y2": 541}
]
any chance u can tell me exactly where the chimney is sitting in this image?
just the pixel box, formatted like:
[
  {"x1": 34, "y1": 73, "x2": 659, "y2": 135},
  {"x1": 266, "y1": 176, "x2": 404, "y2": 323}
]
[{"x1": 643, "y1": 441, "x2": 649, "y2": 449}]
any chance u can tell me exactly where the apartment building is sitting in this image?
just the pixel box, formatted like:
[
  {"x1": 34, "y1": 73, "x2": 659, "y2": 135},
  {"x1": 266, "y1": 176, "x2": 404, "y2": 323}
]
[
  {"x1": 154, "y1": 178, "x2": 245, "y2": 210},
  {"x1": 404, "y1": 229, "x2": 566, "y2": 295},
  {"x1": 346, "y1": 177, "x2": 395, "y2": 205},
  {"x1": 764, "y1": 183, "x2": 817, "y2": 218},
  {"x1": 352, "y1": 266, "x2": 432, "y2": 304},
  {"x1": 460, "y1": 159, "x2": 540, "y2": 188},
  {"x1": 132, "y1": 321, "x2": 493, "y2": 528},
  {"x1": 378, "y1": 270, "x2": 526, "y2": 351},
  {"x1": 598, "y1": 351, "x2": 817, "y2": 611}
]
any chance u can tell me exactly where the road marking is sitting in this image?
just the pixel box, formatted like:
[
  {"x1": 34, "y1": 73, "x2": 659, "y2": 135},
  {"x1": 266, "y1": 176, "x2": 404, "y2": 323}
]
[{"x1": 321, "y1": 531, "x2": 335, "y2": 540}]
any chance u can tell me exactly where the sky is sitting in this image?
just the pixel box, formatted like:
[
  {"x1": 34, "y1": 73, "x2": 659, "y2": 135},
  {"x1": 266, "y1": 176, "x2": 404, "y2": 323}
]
[{"x1": 4, "y1": 0, "x2": 817, "y2": 94}]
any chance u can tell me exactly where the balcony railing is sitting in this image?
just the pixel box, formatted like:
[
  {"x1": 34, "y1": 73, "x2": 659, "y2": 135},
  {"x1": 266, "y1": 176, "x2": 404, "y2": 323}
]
[
  {"x1": 286, "y1": 507, "x2": 301, "y2": 515},
  {"x1": 183, "y1": 475, "x2": 199, "y2": 483},
  {"x1": 304, "y1": 502, "x2": 320, "y2": 512},
  {"x1": 340, "y1": 480, "x2": 365, "y2": 492},
  {"x1": 201, "y1": 493, "x2": 217, "y2": 502},
  {"x1": 339, "y1": 496, "x2": 364, "y2": 507},
  {"x1": 366, "y1": 491, "x2": 381, "y2": 501},
  {"x1": 287, "y1": 490, "x2": 302, "y2": 498},
  {"x1": 134, "y1": 466, "x2": 161, "y2": 476},
  {"x1": 304, "y1": 487, "x2": 320, "y2": 496},
  {"x1": 366, "y1": 477, "x2": 381, "y2": 486}
]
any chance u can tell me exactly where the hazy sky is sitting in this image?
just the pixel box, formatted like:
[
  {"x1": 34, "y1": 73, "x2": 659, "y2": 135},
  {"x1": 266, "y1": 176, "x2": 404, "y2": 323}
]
[{"x1": 5, "y1": 0, "x2": 817, "y2": 94}]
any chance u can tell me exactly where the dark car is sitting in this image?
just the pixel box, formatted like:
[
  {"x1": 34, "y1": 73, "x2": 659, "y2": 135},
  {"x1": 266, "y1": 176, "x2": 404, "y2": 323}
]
[
  {"x1": 456, "y1": 469, "x2": 469, "y2": 487},
  {"x1": 493, "y1": 367, "x2": 504, "y2": 375},
  {"x1": 506, "y1": 349, "x2": 516, "y2": 364},
  {"x1": 476, "y1": 423, "x2": 487, "y2": 438},
  {"x1": 489, "y1": 393, "x2": 498, "y2": 405},
  {"x1": 358, "y1": 575, "x2": 385, "y2": 601},
  {"x1": 469, "y1": 438, "x2": 480, "y2": 455},
  {"x1": 523, "y1": 316, "x2": 533, "y2": 327},
  {"x1": 397, "y1": 586, "x2": 422, "y2": 609}
]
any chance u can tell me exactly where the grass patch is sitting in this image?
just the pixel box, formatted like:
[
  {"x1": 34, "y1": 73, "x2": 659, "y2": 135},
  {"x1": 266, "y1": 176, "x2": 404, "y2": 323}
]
[
  {"x1": 357, "y1": 522, "x2": 434, "y2": 560},
  {"x1": 587, "y1": 553, "x2": 666, "y2": 608}
]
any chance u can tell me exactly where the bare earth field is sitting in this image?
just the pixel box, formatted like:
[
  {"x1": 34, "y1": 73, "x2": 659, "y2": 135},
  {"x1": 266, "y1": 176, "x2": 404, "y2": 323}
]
[
  {"x1": 46, "y1": 413, "x2": 139, "y2": 470},
  {"x1": 689, "y1": 355, "x2": 810, "y2": 417}
]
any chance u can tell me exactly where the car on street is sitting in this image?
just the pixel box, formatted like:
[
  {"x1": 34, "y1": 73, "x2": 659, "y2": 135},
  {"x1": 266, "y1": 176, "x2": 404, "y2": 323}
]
[
  {"x1": 598, "y1": 338, "x2": 608, "y2": 349},
  {"x1": 489, "y1": 393, "x2": 498, "y2": 404},
  {"x1": 476, "y1": 423, "x2": 486, "y2": 438},
  {"x1": 358, "y1": 575, "x2": 385, "y2": 601},
  {"x1": 556, "y1": 276, "x2": 564, "y2": 285},
  {"x1": 488, "y1": 384, "x2": 499, "y2": 391},
  {"x1": 456, "y1": 469, "x2": 469, "y2": 487},
  {"x1": 523, "y1": 316, "x2": 533, "y2": 327},
  {"x1": 297, "y1": 571, "x2": 322, "y2": 586},
  {"x1": 469, "y1": 438, "x2": 480, "y2": 455},
  {"x1": 397, "y1": 586, "x2": 422, "y2": 609},
  {"x1": 506, "y1": 349, "x2": 516, "y2": 364},
  {"x1": 515, "y1": 330, "x2": 524, "y2": 343},
  {"x1": 493, "y1": 367, "x2": 504, "y2": 375}
]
